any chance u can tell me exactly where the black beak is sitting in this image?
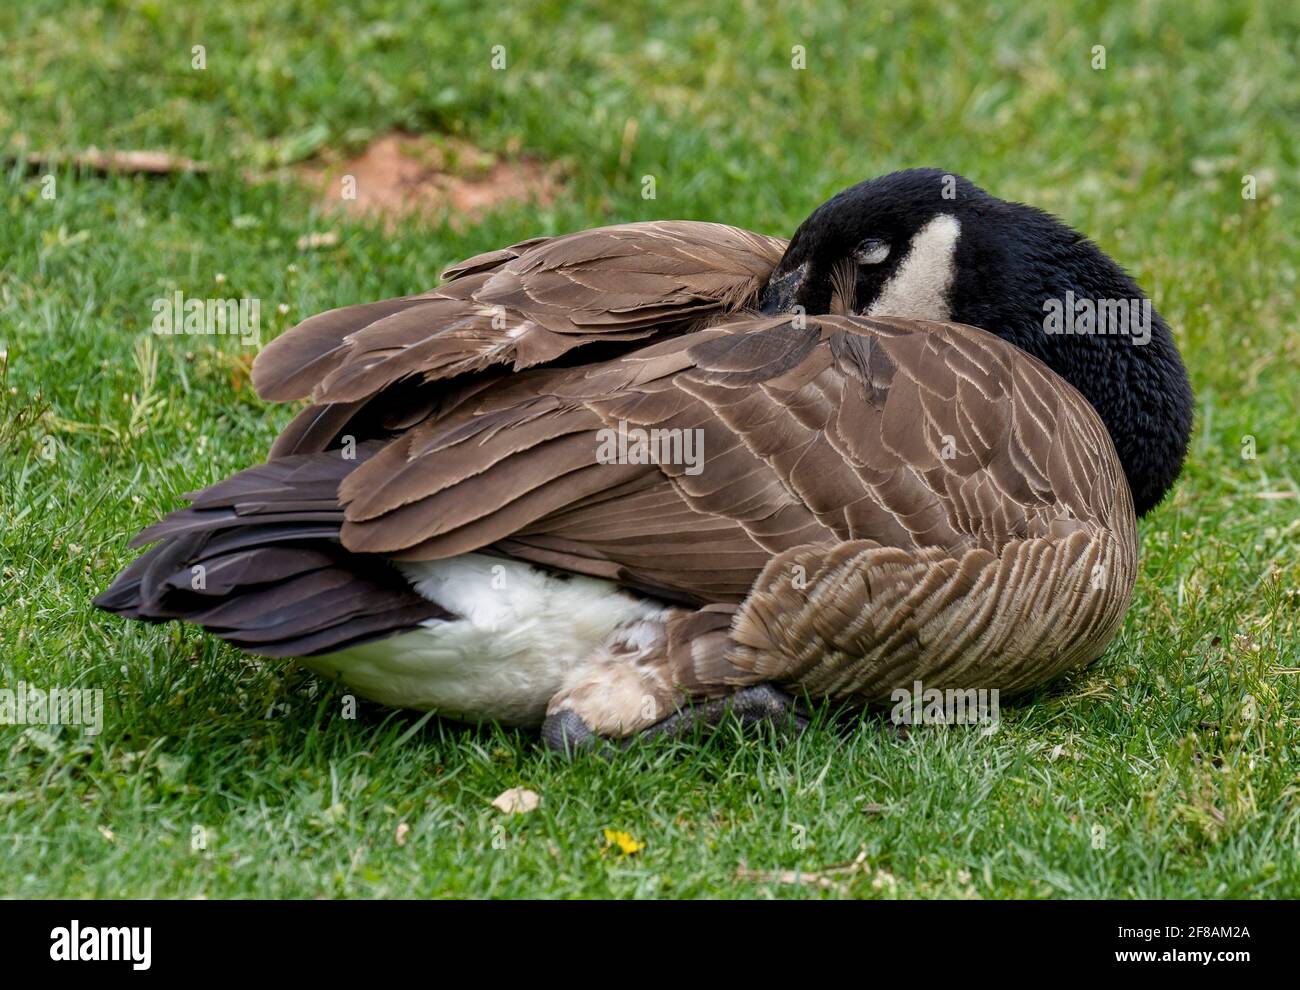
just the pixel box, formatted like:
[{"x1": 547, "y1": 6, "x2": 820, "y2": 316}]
[
  {"x1": 758, "y1": 262, "x2": 807, "y2": 315},
  {"x1": 758, "y1": 283, "x2": 786, "y2": 315}
]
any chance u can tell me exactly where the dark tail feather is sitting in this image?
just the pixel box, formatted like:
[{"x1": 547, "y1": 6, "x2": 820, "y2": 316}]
[{"x1": 95, "y1": 446, "x2": 450, "y2": 656}]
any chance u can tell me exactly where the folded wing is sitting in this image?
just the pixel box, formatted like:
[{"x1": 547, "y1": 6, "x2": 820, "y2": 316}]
[{"x1": 252, "y1": 220, "x2": 787, "y2": 456}]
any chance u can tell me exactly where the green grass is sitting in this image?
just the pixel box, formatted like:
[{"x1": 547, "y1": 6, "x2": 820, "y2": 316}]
[{"x1": 1, "y1": 0, "x2": 1297, "y2": 898}]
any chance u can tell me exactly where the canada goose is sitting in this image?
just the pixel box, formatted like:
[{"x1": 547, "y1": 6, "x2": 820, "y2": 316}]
[{"x1": 96, "y1": 169, "x2": 1193, "y2": 751}]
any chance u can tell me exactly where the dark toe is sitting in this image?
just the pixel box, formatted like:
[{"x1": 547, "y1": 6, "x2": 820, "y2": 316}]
[
  {"x1": 730, "y1": 683, "x2": 793, "y2": 718},
  {"x1": 541, "y1": 709, "x2": 602, "y2": 757},
  {"x1": 639, "y1": 684, "x2": 812, "y2": 742},
  {"x1": 543, "y1": 685, "x2": 813, "y2": 754},
  {"x1": 731, "y1": 684, "x2": 812, "y2": 734}
]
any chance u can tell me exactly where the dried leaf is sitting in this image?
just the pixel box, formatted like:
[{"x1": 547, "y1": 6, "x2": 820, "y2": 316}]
[
  {"x1": 19, "y1": 148, "x2": 210, "y2": 175},
  {"x1": 1048, "y1": 744, "x2": 1082, "y2": 762},
  {"x1": 491, "y1": 787, "x2": 541, "y2": 815},
  {"x1": 296, "y1": 231, "x2": 339, "y2": 251},
  {"x1": 736, "y1": 851, "x2": 869, "y2": 891}
]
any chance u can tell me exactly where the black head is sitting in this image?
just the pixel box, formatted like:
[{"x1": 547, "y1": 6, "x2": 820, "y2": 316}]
[{"x1": 760, "y1": 168, "x2": 1194, "y2": 516}]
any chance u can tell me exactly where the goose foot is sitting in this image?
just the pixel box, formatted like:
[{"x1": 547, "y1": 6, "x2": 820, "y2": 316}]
[
  {"x1": 539, "y1": 709, "x2": 605, "y2": 756},
  {"x1": 640, "y1": 684, "x2": 811, "y2": 741},
  {"x1": 540, "y1": 684, "x2": 810, "y2": 757}
]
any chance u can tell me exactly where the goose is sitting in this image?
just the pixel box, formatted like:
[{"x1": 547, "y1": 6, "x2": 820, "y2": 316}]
[{"x1": 96, "y1": 169, "x2": 1194, "y2": 752}]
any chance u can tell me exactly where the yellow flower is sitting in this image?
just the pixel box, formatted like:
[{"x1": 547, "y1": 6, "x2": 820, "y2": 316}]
[{"x1": 602, "y1": 828, "x2": 645, "y2": 856}]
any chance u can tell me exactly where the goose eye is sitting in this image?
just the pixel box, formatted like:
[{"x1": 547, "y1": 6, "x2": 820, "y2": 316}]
[{"x1": 853, "y1": 239, "x2": 890, "y2": 265}]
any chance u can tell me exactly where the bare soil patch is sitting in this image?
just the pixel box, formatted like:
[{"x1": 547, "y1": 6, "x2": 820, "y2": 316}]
[{"x1": 298, "y1": 133, "x2": 559, "y2": 226}]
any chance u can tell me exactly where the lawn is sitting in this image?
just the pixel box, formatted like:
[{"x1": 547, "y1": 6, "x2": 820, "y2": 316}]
[{"x1": 1, "y1": 0, "x2": 1297, "y2": 898}]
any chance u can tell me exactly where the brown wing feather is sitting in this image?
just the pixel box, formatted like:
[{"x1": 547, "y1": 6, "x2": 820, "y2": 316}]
[
  {"x1": 250, "y1": 221, "x2": 787, "y2": 434},
  {"x1": 326, "y1": 313, "x2": 1128, "y2": 559}
]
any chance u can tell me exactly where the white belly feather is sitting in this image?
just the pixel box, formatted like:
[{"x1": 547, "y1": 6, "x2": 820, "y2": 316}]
[{"x1": 299, "y1": 554, "x2": 667, "y2": 726}]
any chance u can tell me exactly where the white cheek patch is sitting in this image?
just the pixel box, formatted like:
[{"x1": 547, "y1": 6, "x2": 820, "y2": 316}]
[{"x1": 865, "y1": 214, "x2": 961, "y2": 322}]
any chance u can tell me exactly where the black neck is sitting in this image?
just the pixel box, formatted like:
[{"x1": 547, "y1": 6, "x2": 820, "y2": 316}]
[{"x1": 950, "y1": 227, "x2": 1194, "y2": 516}]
